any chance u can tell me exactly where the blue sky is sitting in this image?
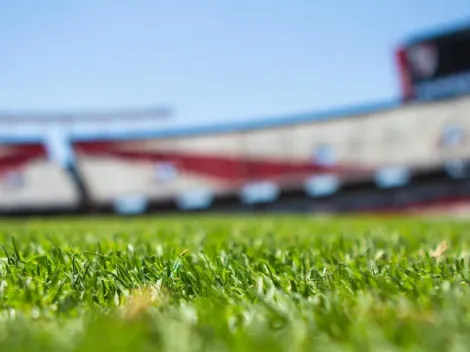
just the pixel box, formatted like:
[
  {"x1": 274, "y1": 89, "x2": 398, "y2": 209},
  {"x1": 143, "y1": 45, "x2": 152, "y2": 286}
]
[{"x1": 1, "y1": 0, "x2": 469, "y2": 126}]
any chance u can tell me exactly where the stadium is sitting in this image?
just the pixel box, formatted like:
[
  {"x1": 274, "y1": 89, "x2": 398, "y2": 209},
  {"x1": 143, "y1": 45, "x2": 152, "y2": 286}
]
[
  {"x1": 2, "y1": 20, "x2": 470, "y2": 217},
  {"x1": 1, "y1": 19, "x2": 470, "y2": 351}
]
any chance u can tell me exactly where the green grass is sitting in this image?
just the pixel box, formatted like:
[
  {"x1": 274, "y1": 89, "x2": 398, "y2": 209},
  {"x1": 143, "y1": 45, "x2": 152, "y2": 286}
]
[{"x1": 1, "y1": 215, "x2": 470, "y2": 351}]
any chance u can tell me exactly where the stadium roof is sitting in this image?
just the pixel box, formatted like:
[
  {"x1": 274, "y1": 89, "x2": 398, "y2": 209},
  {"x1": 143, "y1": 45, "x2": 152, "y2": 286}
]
[
  {"x1": 0, "y1": 105, "x2": 173, "y2": 143},
  {"x1": 0, "y1": 105, "x2": 171, "y2": 123}
]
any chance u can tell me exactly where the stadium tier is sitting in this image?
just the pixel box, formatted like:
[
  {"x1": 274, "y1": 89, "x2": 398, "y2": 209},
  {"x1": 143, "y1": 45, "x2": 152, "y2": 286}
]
[
  {"x1": 1, "y1": 95, "x2": 470, "y2": 215},
  {"x1": 1, "y1": 96, "x2": 470, "y2": 215},
  {"x1": 68, "y1": 95, "x2": 470, "y2": 214}
]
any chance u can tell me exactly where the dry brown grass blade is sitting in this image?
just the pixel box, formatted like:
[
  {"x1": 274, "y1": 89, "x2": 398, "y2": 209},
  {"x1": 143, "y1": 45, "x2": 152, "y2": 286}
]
[
  {"x1": 430, "y1": 241, "x2": 448, "y2": 258},
  {"x1": 122, "y1": 283, "x2": 168, "y2": 320}
]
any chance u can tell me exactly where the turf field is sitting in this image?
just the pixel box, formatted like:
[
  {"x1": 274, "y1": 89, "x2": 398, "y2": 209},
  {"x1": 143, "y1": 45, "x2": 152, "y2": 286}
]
[{"x1": 0, "y1": 215, "x2": 470, "y2": 351}]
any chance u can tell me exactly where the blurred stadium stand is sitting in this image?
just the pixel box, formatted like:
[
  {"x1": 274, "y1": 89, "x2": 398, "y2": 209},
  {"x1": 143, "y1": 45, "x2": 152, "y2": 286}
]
[{"x1": 1, "y1": 21, "x2": 470, "y2": 216}]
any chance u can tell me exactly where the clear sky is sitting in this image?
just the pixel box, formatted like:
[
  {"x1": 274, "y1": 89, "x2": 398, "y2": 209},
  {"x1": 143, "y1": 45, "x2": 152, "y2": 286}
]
[{"x1": 1, "y1": 0, "x2": 469, "y2": 127}]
